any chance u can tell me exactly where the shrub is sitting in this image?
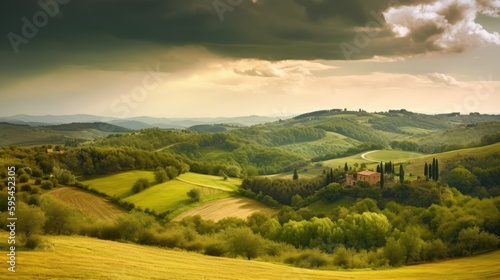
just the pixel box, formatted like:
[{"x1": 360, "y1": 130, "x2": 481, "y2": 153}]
[
  {"x1": 27, "y1": 195, "x2": 41, "y2": 206},
  {"x1": 41, "y1": 180, "x2": 54, "y2": 190},
  {"x1": 154, "y1": 168, "x2": 169, "y2": 184},
  {"x1": 204, "y1": 242, "x2": 227, "y2": 256},
  {"x1": 165, "y1": 166, "x2": 179, "y2": 179},
  {"x1": 41, "y1": 196, "x2": 82, "y2": 235},
  {"x1": 19, "y1": 174, "x2": 30, "y2": 183},
  {"x1": 20, "y1": 184, "x2": 32, "y2": 192},
  {"x1": 157, "y1": 231, "x2": 185, "y2": 249},
  {"x1": 285, "y1": 249, "x2": 329, "y2": 268},
  {"x1": 132, "y1": 178, "x2": 150, "y2": 193},
  {"x1": 186, "y1": 241, "x2": 204, "y2": 252},
  {"x1": 137, "y1": 230, "x2": 159, "y2": 246},
  {"x1": 34, "y1": 178, "x2": 42, "y2": 185},
  {"x1": 187, "y1": 189, "x2": 201, "y2": 202},
  {"x1": 25, "y1": 235, "x2": 42, "y2": 250}
]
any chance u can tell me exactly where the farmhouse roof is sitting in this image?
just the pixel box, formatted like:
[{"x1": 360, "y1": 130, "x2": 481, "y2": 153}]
[{"x1": 358, "y1": 171, "x2": 378, "y2": 176}]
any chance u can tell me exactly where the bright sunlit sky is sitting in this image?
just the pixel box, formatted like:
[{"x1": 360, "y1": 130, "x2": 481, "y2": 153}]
[{"x1": 0, "y1": 0, "x2": 499, "y2": 118}]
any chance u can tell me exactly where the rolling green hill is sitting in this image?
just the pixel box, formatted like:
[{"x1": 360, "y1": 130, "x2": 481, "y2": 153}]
[
  {"x1": 81, "y1": 171, "x2": 245, "y2": 218},
  {"x1": 0, "y1": 122, "x2": 131, "y2": 147}
]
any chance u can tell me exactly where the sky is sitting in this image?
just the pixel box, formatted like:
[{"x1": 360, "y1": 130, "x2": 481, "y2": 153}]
[{"x1": 0, "y1": 0, "x2": 499, "y2": 118}]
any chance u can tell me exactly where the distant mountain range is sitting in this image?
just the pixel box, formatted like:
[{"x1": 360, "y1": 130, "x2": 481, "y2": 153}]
[{"x1": 0, "y1": 114, "x2": 285, "y2": 130}]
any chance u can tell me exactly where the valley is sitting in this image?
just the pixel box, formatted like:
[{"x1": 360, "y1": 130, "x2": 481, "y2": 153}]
[{"x1": 1, "y1": 109, "x2": 499, "y2": 279}]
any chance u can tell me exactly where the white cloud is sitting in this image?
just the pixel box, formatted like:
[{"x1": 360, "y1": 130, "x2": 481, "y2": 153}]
[
  {"x1": 427, "y1": 72, "x2": 466, "y2": 87},
  {"x1": 383, "y1": 0, "x2": 500, "y2": 52}
]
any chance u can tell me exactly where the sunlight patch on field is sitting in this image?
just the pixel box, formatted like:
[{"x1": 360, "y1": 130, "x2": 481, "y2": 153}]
[
  {"x1": 7, "y1": 233, "x2": 500, "y2": 280},
  {"x1": 173, "y1": 197, "x2": 276, "y2": 222}
]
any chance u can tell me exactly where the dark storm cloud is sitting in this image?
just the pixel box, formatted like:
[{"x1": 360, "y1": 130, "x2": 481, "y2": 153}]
[{"x1": 0, "y1": 0, "x2": 498, "y2": 77}]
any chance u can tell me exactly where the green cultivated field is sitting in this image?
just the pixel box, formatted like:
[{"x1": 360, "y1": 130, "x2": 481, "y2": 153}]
[
  {"x1": 81, "y1": 170, "x2": 156, "y2": 198},
  {"x1": 8, "y1": 233, "x2": 500, "y2": 280},
  {"x1": 79, "y1": 171, "x2": 245, "y2": 217},
  {"x1": 178, "y1": 172, "x2": 240, "y2": 191}
]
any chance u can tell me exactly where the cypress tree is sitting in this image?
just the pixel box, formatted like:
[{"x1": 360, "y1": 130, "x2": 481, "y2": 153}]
[
  {"x1": 429, "y1": 163, "x2": 433, "y2": 180},
  {"x1": 424, "y1": 162, "x2": 428, "y2": 178},
  {"x1": 293, "y1": 169, "x2": 299, "y2": 180},
  {"x1": 434, "y1": 159, "x2": 439, "y2": 181},
  {"x1": 344, "y1": 162, "x2": 348, "y2": 173},
  {"x1": 380, "y1": 162, "x2": 384, "y2": 188},
  {"x1": 399, "y1": 164, "x2": 405, "y2": 184},
  {"x1": 330, "y1": 168, "x2": 334, "y2": 182},
  {"x1": 376, "y1": 165, "x2": 381, "y2": 173}
]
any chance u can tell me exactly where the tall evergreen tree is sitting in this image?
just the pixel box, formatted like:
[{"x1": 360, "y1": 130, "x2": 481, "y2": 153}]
[
  {"x1": 330, "y1": 168, "x2": 334, "y2": 182},
  {"x1": 376, "y1": 164, "x2": 381, "y2": 173},
  {"x1": 429, "y1": 163, "x2": 433, "y2": 180},
  {"x1": 380, "y1": 162, "x2": 384, "y2": 188},
  {"x1": 424, "y1": 162, "x2": 428, "y2": 178},
  {"x1": 399, "y1": 164, "x2": 405, "y2": 184},
  {"x1": 435, "y1": 159, "x2": 439, "y2": 181},
  {"x1": 432, "y1": 157, "x2": 436, "y2": 181},
  {"x1": 293, "y1": 169, "x2": 299, "y2": 180},
  {"x1": 344, "y1": 162, "x2": 348, "y2": 173}
]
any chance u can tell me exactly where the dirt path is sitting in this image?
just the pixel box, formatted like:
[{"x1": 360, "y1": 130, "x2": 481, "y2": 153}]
[{"x1": 360, "y1": 150, "x2": 380, "y2": 162}]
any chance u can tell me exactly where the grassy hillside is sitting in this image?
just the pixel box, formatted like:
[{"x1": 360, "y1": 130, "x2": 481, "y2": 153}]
[
  {"x1": 46, "y1": 187, "x2": 124, "y2": 221},
  {"x1": 124, "y1": 179, "x2": 230, "y2": 214},
  {"x1": 0, "y1": 122, "x2": 130, "y2": 147},
  {"x1": 403, "y1": 142, "x2": 500, "y2": 178},
  {"x1": 410, "y1": 121, "x2": 500, "y2": 147},
  {"x1": 7, "y1": 233, "x2": 500, "y2": 279},
  {"x1": 80, "y1": 170, "x2": 156, "y2": 198}
]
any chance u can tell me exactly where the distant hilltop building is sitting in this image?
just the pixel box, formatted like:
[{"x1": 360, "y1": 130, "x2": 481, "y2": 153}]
[{"x1": 346, "y1": 170, "x2": 381, "y2": 186}]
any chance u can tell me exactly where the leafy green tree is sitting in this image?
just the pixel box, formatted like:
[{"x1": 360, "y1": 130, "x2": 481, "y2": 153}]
[
  {"x1": 384, "y1": 237, "x2": 406, "y2": 266},
  {"x1": 187, "y1": 188, "x2": 201, "y2": 202},
  {"x1": 41, "y1": 196, "x2": 81, "y2": 235},
  {"x1": 399, "y1": 227, "x2": 423, "y2": 263},
  {"x1": 227, "y1": 228, "x2": 263, "y2": 260},
  {"x1": 17, "y1": 202, "x2": 46, "y2": 238},
  {"x1": 132, "y1": 178, "x2": 150, "y2": 193},
  {"x1": 165, "y1": 166, "x2": 179, "y2": 180},
  {"x1": 246, "y1": 212, "x2": 271, "y2": 234},
  {"x1": 52, "y1": 166, "x2": 75, "y2": 185},
  {"x1": 445, "y1": 166, "x2": 480, "y2": 194},
  {"x1": 291, "y1": 194, "x2": 304, "y2": 208},
  {"x1": 339, "y1": 212, "x2": 392, "y2": 249},
  {"x1": 316, "y1": 183, "x2": 341, "y2": 202},
  {"x1": 154, "y1": 167, "x2": 169, "y2": 183}
]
